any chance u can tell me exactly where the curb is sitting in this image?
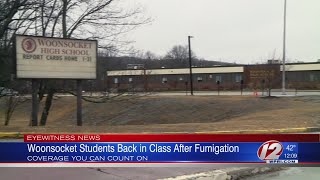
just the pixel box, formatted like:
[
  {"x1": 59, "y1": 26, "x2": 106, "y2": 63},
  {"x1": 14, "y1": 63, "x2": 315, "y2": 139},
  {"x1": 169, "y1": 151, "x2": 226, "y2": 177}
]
[
  {"x1": 159, "y1": 170, "x2": 227, "y2": 180},
  {"x1": 0, "y1": 127, "x2": 319, "y2": 139},
  {"x1": 158, "y1": 167, "x2": 286, "y2": 180},
  {"x1": 0, "y1": 132, "x2": 23, "y2": 139},
  {"x1": 195, "y1": 127, "x2": 320, "y2": 134}
]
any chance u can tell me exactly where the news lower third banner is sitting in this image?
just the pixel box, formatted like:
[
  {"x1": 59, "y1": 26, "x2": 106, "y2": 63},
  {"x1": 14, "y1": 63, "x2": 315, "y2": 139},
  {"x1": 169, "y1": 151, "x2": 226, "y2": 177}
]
[{"x1": 0, "y1": 134, "x2": 320, "y2": 166}]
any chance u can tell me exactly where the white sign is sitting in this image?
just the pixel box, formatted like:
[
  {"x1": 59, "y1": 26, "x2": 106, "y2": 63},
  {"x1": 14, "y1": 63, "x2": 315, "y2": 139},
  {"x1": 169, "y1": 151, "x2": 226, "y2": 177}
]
[{"x1": 16, "y1": 35, "x2": 97, "y2": 79}]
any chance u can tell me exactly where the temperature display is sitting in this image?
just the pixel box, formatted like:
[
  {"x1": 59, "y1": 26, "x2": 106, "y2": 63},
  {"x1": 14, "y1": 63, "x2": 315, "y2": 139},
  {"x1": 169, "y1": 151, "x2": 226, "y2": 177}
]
[{"x1": 258, "y1": 141, "x2": 299, "y2": 164}]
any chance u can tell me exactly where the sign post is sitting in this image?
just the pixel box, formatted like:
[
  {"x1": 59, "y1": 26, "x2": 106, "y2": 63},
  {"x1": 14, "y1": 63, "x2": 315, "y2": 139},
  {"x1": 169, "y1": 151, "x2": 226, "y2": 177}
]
[
  {"x1": 31, "y1": 79, "x2": 38, "y2": 126},
  {"x1": 240, "y1": 80, "x2": 244, "y2": 96},
  {"x1": 217, "y1": 81, "x2": 220, "y2": 95},
  {"x1": 77, "y1": 80, "x2": 82, "y2": 126},
  {"x1": 185, "y1": 81, "x2": 188, "y2": 95},
  {"x1": 261, "y1": 79, "x2": 265, "y2": 96}
]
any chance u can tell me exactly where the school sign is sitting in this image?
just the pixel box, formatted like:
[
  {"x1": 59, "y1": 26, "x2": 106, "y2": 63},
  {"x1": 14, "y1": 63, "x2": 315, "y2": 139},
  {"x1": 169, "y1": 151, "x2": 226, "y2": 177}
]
[{"x1": 15, "y1": 35, "x2": 97, "y2": 79}]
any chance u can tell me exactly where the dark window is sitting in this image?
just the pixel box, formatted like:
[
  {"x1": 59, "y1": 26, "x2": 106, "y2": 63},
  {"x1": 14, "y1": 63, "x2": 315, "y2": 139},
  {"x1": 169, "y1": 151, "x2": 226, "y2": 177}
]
[
  {"x1": 310, "y1": 74, "x2": 315, "y2": 81},
  {"x1": 114, "y1": 78, "x2": 118, "y2": 84},
  {"x1": 216, "y1": 75, "x2": 222, "y2": 82},
  {"x1": 235, "y1": 75, "x2": 242, "y2": 82},
  {"x1": 162, "y1": 77, "x2": 167, "y2": 83}
]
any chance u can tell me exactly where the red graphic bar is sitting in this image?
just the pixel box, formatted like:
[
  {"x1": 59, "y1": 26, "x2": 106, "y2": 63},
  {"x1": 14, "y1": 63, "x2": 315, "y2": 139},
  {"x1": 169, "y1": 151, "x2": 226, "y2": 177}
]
[{"x1": 24, "y1": 134, "x2": 320, "y2": 142}]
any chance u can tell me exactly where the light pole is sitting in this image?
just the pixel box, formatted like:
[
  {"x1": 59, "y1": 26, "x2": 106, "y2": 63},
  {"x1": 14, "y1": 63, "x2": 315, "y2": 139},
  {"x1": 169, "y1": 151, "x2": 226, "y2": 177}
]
[
  {"x1": 282, "y1": 0, "x2": 287, "y2": 95},
  {"x1": 188, "y1": 36, "x2": 194, "y2": 95}
]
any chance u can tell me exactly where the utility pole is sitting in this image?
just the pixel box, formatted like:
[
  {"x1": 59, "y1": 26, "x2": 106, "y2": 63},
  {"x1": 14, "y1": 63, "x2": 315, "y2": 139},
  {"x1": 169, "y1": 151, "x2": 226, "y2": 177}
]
[
  {"x1": 282, "y1": 0, "x2": 287, "y2": 95},
  {"x1": 188, "y1": 36, "x2": 194, "y2": 95}
]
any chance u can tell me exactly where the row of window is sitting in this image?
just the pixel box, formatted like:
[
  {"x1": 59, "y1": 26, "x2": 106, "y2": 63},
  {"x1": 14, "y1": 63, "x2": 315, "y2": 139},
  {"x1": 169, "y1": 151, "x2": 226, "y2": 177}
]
[
  {"x1": 113, "y1": 73, "x2": 319, "y2": 84},
  {"x1": 309, "y1": 74, "x2": 319, "y2": 81},
  {"x1": 113, "y1": 75, "x2": 243, "y2": 84},
  {"x1": 161, "y1": 75, "x2": 229, "y2": 83},
  {"x1": 285, "y1": 73, "x2": 319, "y2": 82}
]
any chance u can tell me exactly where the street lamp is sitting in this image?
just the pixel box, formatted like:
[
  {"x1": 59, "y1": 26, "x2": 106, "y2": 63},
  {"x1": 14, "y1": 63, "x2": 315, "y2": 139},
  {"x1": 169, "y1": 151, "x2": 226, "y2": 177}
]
[
  {"x1": 282, "y1": 0, "x2": 287, "y2": 95},
  {"x1": 188, "y1": 36, "x2": 194, "y2": 95}
]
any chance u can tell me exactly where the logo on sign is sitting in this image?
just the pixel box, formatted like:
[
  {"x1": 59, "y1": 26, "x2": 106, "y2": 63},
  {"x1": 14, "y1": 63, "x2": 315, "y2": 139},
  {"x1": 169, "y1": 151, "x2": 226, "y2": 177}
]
[
  {"x1": 21, "y1": 38, "x2": 37, "y2": 53},
  {"x1": 257, "y1": 140, "x2": 283, "y2": 160}
]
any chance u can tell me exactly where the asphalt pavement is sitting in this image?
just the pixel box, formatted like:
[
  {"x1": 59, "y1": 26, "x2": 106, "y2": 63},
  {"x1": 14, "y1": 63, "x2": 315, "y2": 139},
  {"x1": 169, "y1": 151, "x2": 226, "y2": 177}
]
[
  {"x1": 0, "y1": 167, "x2": 222, "y2": 180},
  {"x1": 244, "y1": 167, "x2": 320, "y2": 180}
]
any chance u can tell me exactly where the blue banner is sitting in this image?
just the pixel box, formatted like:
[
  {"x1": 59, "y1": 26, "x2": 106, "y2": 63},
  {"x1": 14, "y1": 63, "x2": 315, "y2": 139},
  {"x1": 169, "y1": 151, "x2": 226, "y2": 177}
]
[{"x1": 0, "y1": 142, "x2": 318, "y2": 163}]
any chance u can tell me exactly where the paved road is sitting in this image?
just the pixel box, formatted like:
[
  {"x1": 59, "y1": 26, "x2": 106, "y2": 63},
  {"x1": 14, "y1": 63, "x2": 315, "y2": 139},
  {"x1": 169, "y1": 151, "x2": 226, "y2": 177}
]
[
  {"x1": 245, "y1": 167, "x2": 320, "y2": 180},
  {"x1": 0, "y1": 167, "x2": 219, "y2": 180}
]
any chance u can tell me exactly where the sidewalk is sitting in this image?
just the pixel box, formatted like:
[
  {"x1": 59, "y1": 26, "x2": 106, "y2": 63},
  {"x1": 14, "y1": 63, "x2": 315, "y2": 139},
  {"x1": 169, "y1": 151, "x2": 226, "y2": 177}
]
[
  {"x1": 150, "y1": 90, "x2": 320, "y2": 96},
  {"x1": 18, "y1": 90, "x2": 319, "y2": 98}
]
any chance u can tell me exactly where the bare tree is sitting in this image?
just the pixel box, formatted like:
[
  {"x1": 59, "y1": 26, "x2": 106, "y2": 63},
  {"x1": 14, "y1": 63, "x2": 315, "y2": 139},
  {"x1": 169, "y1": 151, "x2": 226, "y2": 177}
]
[
  {"x1": 131, "y1": 50, "x2": 159, "y2": 60},
  {"x1": 0, "y1": 0, "x2": 29, "y2": 39},
  {"x1": 39, "y1": 0, "x2": 150, "y2": 126},
  {"x1": 165, "y1": 45, "x2": 189, "y2": 62},
  {"x1": 1, "y1": 0, "x2": 151, "y2": 126},
  {"x1": 1, "y1": 81, "x2": 29, "y2": 126},
  {"x1": 0, "y1": 0, "x2": 32, "y2": 85},
  {"x1": 144, "y1": 51, "x2": 159, "y2": 60},
  {"x1": 164, "y1": 45, "x2": 197, "y2": 68},
  {"x1": 4, "y1": 93, "x2": 28, "y2": 126}
]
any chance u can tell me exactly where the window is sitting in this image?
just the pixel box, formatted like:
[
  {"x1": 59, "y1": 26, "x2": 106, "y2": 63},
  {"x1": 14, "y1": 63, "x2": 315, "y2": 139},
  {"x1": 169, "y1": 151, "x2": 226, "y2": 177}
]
[
  {"x1": 310, "y1": 74, "x2": 315, "y2": 81},
  {"x1": 162, "y1": 77, "x2": 167, "y2": 83},
  {"x1": 128, "y1": 78, "x2": 133, "y2": 83},
  {"x1": 114, "y1": 78, "x2": 118, "y2": 84},
  {"x1": 197, "y1": 77, "x2": 203, "y2": 82},
  {"x1": 216, "y1": 75, "x2": 222, "y2": 82},
  {"x1": 235, "y1": 75, "x2": 242, "y2": 83}
]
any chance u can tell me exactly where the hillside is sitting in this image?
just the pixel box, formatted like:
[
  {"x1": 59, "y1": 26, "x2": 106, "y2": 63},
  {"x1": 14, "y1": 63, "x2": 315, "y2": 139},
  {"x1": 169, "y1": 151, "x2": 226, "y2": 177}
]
[{"x1": 0, "y1": 95, "x2": 319, "y2": 133}]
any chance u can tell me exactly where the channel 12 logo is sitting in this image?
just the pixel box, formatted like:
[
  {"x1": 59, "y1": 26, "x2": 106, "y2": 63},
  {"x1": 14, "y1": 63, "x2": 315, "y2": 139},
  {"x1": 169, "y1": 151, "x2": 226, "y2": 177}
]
[{"x1": 257, "y1": 140, "x2": 283, "y2": 160}]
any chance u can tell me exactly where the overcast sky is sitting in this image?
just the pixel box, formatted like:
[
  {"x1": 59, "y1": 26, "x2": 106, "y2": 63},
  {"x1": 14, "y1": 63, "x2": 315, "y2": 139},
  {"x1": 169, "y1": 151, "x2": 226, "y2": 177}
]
[{"x1": 127, "y1": 0, "x2": 320, "y2": 64}]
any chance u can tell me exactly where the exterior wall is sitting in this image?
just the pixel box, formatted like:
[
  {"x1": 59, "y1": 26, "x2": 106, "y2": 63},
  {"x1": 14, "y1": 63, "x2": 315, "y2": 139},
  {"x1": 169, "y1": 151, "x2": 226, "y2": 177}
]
[
  {"x1": 107, "y1": 63, "x2": 320, "y2": 91},
  {"x1": 281, "y1": 63, "x2": 320, "y2": 71},
  {"x1": 108, "y1": 73, "x2": 244, "y2": 91},
  {"x1": 286, "y1": 71, "x2": 320, "y2": 89}
]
